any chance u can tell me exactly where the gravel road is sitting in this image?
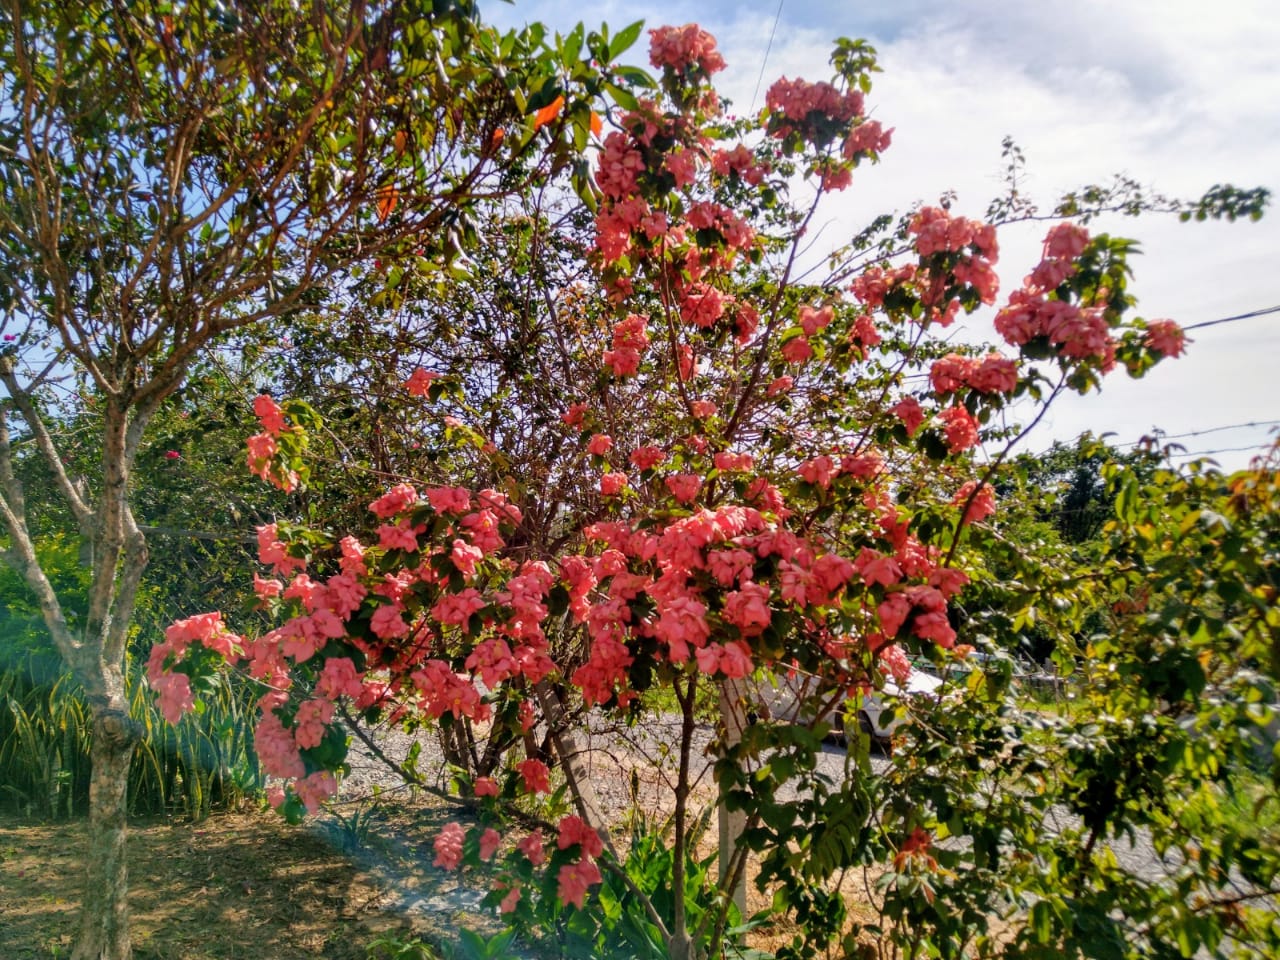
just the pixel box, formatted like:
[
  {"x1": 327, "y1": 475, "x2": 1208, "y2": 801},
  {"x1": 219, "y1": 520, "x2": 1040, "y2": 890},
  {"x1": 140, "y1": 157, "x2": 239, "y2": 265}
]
[
  {"x1": 338, "y1": 714, "x2": 1182, "y2": 880},
  {"x1": 326, "y1": 713, "x2": 1218, "y2": 954}
]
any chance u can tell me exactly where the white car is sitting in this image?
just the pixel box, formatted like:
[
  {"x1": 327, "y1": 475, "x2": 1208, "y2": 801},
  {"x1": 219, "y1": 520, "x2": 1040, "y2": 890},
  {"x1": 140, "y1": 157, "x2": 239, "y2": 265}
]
[
  {"x1": 752, "y1": 666, "x2": 944, "y2": 744},
  {"x1": 855, "y1": 668, "x2": 944, "y2": 741}
]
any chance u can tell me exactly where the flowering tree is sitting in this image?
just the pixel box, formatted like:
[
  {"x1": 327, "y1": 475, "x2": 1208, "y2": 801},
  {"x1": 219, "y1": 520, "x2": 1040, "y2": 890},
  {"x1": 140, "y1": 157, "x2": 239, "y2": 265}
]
[
  {"x1": 0, "y1": 2, "x2": 632, "y2": 957},
  {"x1": 152, "y1": 20, "x2": 1274, "y2": 960}
]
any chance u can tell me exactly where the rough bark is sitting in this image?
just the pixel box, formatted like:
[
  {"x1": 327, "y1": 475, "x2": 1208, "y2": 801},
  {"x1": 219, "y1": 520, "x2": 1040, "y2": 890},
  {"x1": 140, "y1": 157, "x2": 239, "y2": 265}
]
[
  {"x1": 72, "y1": 693, "x2": 141, "y2": 960},
  {"x1": 0, "y1": 371, "x2": 151, "y2": 960}
]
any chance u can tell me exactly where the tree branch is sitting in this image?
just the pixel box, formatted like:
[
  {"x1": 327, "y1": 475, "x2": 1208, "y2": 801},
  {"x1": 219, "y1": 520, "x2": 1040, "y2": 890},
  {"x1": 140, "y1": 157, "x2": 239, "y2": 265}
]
[{"x1": 0, "y1": 355, "x2": 94, "y2": 530}]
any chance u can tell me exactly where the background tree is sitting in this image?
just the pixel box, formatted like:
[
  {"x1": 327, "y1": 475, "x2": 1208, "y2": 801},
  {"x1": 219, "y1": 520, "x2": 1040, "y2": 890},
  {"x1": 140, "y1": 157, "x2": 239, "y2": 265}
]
[
  {"x1": 0, "y1": 1, "x2": 620, "y2": 956},
  {"x1": 1011, "y1": 437, "x2": 1159, "y2": 546}
]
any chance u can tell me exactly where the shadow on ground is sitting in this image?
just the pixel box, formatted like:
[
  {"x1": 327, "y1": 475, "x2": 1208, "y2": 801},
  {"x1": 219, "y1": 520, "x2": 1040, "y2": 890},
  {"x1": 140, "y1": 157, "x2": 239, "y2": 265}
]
[{"x1": 0, "y1": 808, "x2": 422, "y2": 960}]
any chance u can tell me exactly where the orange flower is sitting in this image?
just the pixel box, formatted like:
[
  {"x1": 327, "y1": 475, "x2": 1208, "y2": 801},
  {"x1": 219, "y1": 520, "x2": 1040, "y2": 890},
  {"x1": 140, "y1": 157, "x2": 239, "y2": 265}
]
[
  {"x1": 532, "y1": 95, "x2": 564, "y2": 130},
  {"x1": 375, "y1": 184, "x2": 398, "y2": 223}
]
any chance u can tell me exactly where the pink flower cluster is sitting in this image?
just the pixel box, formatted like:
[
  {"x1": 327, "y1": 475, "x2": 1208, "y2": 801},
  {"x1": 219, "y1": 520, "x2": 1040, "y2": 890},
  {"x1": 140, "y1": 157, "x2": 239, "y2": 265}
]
[
  {"x1": 1025, "y1": 224, "x2": 1089, "y2": 291},
  {"x1": 843, "y1": 119, "x2": 893, "y2": 159},
  {"x1": 798, "y1": 455, "x2": 836, "y2": 489},
  {"x1": 679, "y1": 283, "x2": 726, "y2": 329},
  {"x1": 1144, "y1": 319, "x2": 1185, "y2": 358},
  {"x1": 891, "y1": 397, "x2": 925, "y2": 437},
  {"x1": 149, "y1": 669, "x2": 194, "y2": 724},
  {"x1": 849, "y1": 263, "x2": 918, "y2": 309},
  {"x1": 649, "y1": 24, "x2": 726, "y2": 76},
  {"x1": 518, "y1": 758, "x2": 551, "y2": 794},
  {"x1": 794, "y1": 449, "x2": 890, "y2": 490},
  {"x1": 604, "y1": 313, "x2": 650, "y2": 376},
  {"x1": 404, "y1": 367, "x2": 440, "y2": 396},
  {"x1": 952, "y1": 481, "x2": 997, "y2": 525},
  {"x1": 711, "y1": 144, "x2": 769, "y2": 186},
  {"x1": 909, "y1": 207, "x2": 999, "y2": 260},
  {"x1": 713, "y1": 451, "x2": 753, "y2": 472},
  {"x1": 433, "y1": 822, "x2": 465, "y2": 870},
  {"x1": 597, "y1": 132, "x2": 646, "y2": 201},
  {"x1": 938, "y1": 405, "x2": 980, "y2": 454},
  {"x1": 147, "y1": 611, "x2": 247, "y2": 722},
  {"x1": 995, "y1": 290, "x2": 1114, "y2": 364},
  {"x1": 1043, "y1": 223, "x2": 1089, "y2": 260},
  {"x1": 765, "y1": 77, "x2": 864, "y2": 131},
  {"x1": 929, "y1": 353, "x2": 1019, "y2": 396},
  {"x1": 666, "y1": 473, "x2": 702, "y2": 503},
  {"x1": 246, "y1": 395, "x2": 299, "y2": 492},
  {"x1": 877, "y1": 582, "x2": 955, "y2": 648},
  {"x1": 630, "y1": 445, "x2": 667, "y2": 471},
  {"x1": 685, "y1": 201, "x2": 755, "y2": 252},
  {"x1": 798, "y1": 304, "x2": 833, "y2": 336},
  {"x1": 600, "y1": 472, "x2": 629, "y2": 496},
  {"x1": 253, "y1": 394, "x2": 287, "y2": 434},
  {"x1": 872, "y1": 208, "x2": 1004, "y2": 321}
]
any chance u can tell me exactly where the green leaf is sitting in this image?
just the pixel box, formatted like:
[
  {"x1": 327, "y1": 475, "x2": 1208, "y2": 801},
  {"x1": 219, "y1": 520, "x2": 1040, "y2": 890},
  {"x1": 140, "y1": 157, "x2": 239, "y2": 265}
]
[
  {"x1": 604, "y1": 81, "x2": 640, "y2": 112},
  {"x1": 608, "y1": 20, "x2": 645, "y2": 60},
  {"x1": 1030, "y1": 899, "x2": 1055, "y2": 943}
]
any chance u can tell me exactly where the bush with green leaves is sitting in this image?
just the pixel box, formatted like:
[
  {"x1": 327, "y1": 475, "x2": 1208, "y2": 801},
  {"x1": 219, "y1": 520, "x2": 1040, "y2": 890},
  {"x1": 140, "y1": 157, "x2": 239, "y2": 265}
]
[{"x1": 0, "y1": 653, "x2": 262, "y2": 820}]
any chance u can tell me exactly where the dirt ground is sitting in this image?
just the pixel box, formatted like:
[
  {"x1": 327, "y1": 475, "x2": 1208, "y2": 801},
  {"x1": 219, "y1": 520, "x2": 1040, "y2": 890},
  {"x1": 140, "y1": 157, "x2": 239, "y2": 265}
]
[
  {"x1": 0, "y1": 806, "x2": 425, "y2": 960},
  {"x1": 1, "y1": 727, "x2": 889, "y2": 960},
  {"x1": 0, "y1": 796, "x2": 883, "y2": 960}
]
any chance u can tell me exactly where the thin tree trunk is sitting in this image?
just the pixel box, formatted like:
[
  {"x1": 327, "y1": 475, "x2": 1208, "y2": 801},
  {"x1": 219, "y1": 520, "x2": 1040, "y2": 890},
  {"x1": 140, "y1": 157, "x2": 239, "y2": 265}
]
[
  {"x1": 72, "y1": 694, "x2": 140, "y2": 960},
  {"x1": 717, "y1": 677, "x2": 748, "y2": 918},
  {"x1": 670, "y1": 678, "x2": 697, "y2": 960},
  {"x1": 533, "y1": 679, "x2": 612, "y2": 845},
  {"x1": 533, "y1": 680, "x2": 677, "y2": 950}
]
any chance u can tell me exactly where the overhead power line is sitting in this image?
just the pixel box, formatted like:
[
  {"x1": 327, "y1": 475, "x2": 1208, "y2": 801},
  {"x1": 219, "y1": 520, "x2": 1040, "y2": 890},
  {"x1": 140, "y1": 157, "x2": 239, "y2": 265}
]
[
  {"x1": 1118, "y1": 419, "x2": 1280, "y2": 447},
  {"x1": 750, "y1": 0, "x2": 786, "y2": 115},
  {"x1": 1167, "y1": 444, "x2": 1270, "y2": 459},
  {"x1": 1183, "y1": 304, "x2": 1280, "y2": 332}
]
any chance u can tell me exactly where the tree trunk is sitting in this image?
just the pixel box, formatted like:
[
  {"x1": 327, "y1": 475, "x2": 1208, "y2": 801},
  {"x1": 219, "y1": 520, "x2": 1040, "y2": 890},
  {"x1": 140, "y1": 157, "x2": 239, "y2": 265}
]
[
  {"x1": 533, "y1": 679, "x2": 612, "y2": 844},
  {"x1": 72, "y1": 698, "x2": 140, "y2": 960},
  {"x1": 717, "y1": 677, "x2": 748, "y2": 918}
]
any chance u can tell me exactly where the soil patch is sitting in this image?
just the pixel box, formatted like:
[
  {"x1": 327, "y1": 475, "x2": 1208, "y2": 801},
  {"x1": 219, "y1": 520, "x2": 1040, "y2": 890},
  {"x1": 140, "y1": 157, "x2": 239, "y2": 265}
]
[
  {"x1": 1, "y1": 720, "x2": 890, "y2": 959},
  {"x1": 0, "y1": 807, "x2": 422, "y2": 960}
]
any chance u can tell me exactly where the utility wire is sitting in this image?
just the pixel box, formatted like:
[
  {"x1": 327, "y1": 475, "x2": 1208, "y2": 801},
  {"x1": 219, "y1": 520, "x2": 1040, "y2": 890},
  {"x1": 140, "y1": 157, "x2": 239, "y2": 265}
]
[
  {"x1": 1167, "y1": 444, "x2": 1269, "y2": 458},
  {"x1": 1183, "y1": 304, "x2": 1280, "y2": 332},
  {"x1": 1117, "y1": 419, "x2": 1280, "y2": 447},
  {"x1": 750, "y1": 0, "x2": 786, "y2": 115}
]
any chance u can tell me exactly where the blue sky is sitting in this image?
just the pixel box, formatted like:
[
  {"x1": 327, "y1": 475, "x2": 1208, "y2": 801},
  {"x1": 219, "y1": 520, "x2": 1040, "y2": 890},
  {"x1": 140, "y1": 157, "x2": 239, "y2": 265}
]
[{"x1": 489, "y1": 0, "x2": 1280, "y2": 469}]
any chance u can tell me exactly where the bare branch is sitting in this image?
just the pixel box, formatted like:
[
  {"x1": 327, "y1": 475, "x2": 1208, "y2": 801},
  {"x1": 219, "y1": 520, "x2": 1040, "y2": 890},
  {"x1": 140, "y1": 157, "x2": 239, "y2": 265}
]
[
  {"x1": 0, "y1": 481, "x2": 80, "y2": 660},
  {"x1": 0, "y1": 354, "x2": 94, "y2": 529}
]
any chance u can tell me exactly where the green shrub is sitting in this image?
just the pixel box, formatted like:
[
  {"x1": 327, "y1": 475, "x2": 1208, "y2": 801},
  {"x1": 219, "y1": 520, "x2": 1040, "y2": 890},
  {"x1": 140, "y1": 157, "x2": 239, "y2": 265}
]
[{"x1": 0, "y1": 654, "x2": 263, "y2": 820}]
